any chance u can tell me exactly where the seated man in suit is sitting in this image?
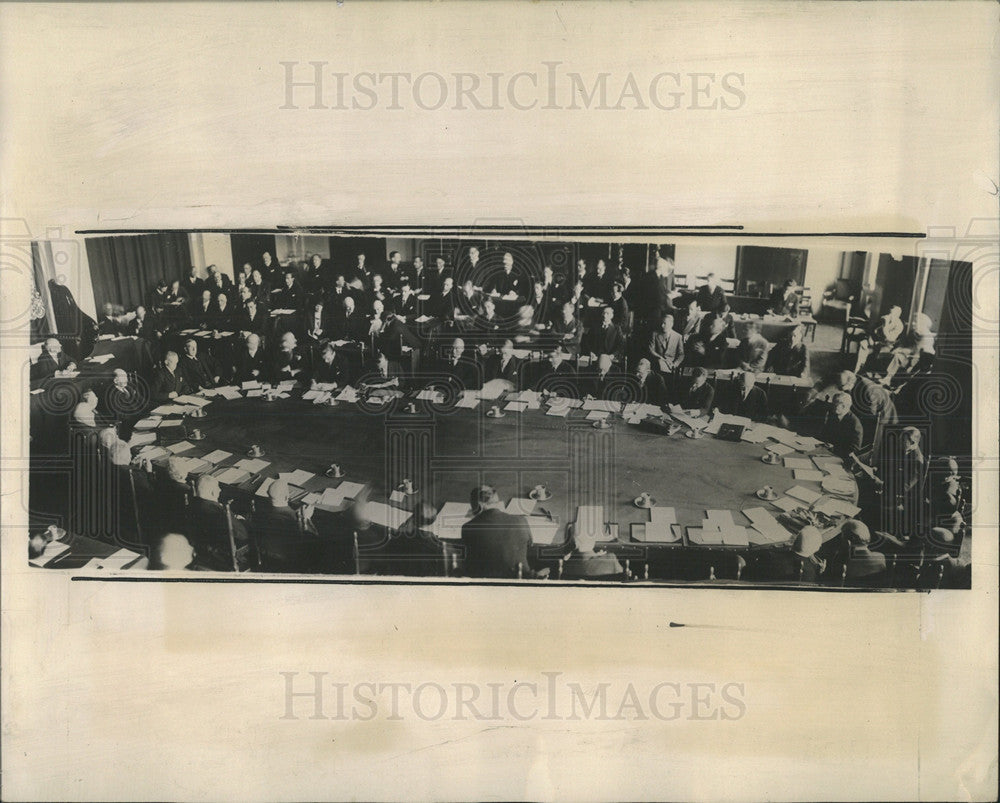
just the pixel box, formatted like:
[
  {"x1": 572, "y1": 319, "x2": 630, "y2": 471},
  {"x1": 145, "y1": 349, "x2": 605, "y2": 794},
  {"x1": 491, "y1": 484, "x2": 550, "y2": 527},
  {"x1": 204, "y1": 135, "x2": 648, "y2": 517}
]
[
  {"x1": 392, "y1": 280, "x2": 419, "y2": 322},
  {"x1": 191, "y1": 289, "x2": 216, "y2": 326},
  {"x1": 683, "y1": 315, "x2": 729, "y2": 368},
  {"x1": 210, "y1": 291, "x2": 235, "y2": 331},
  {"x1": 233, "y1": 333, "x2": 267, "y2": 384},
  {"x1": 237, "y1": 297, "x2": 269, "y2": 338},
  {"x1": 648, "y1": 313, "x2": 684, "y2": 373},
  {"x1": 550, "y1": 301, "x2": 583, "y2": 356},
  {"x1": 434, "y1": 337, "x2": 482, "y2": 392},
  {"x1": 270, "y1": 270, "x2": 304, "y2": 313},
  {"x1": 31, "y1": 337, "x2": 77, "y2": 380},
  {"x1": 631, "y1": 358, "x2": 666, "y2": 407},
  {"x1": 270, "y1": 331, "x2": 308, "y2": 383},
  {"x1": 485, "y1": 339, "x2": 521, "y2": 387},
  {"x1": 821, "y1": 519, "x2": 886, "y2": 585},
  {"x1": 151, "y1": 350, "x2": 191, "y2": 403},
  {"x1": 101, "y1": 368, "x2": 145, "y2": 423},
  {"x1": 676, "y1": 297, "x2": 704, "y2": 342},
  {"x1": 179, "y1": 338, "x2": 220, "y2": 391},
  {"x1": 126, "y1": 304, "x2": 159, "y2": 341},
  {"x1": 920, "y1": 528, "x2": 971, "y2": 589},
  {"x1": 678, "y1": 368, "x2": 715, "y2": 416},
  {"x1": 331, "y1": 296, "x2": 369, "y2": 342},
  {"x1": 326, "y1": 272, "x2": 354, "y2": 308},
  {"x1": 476, "y1": 296, "x2": 504, "y2": 338},
  {"x1": 735, "y1": 321, "x2": 771, "y2": 373},
  {"x1": 311, "y1": 341, "x2": 346, "y2": 386},
  {"x1": 251, "y1": 479, "x2": 325, "y2": 573},
  {"x1": 452, "y1": 278, "x2": 482, "y2": 331},
  {"x1": 358, "y1": 350, "x2": 402, "y2": 392},
  {"x1": 586, "y1": 306, "x2": 625, "y2": 361},
  {"x1": 427, "y1": 275, "x2": 457, "y2": 321},
  {"x1": 534, "y1": 347, "x2": 578, "y2": 397},
  {"x1": 764, "y1": 323, "x2": 809, "y2": 378},
  {"x1": 720, "y1": 371, "x2": 768, "y2": 421},
  {"x1": 695, "y1": 272, "x2": 727, "y2": 314},
  {"x1": 561, "y1": 526, "x2": 623, "y2": 580},
  {"x1": 303, "y1": 300, "x2": 332, "y2": 343},
  {"x1": 745, "y1": 525, "x2": 826, "y2": 584},
  {"x1": 186, "y1": 474, "x2": 249, "y2": 571},
  {"x1": 768, "y1": 279, "x2": 801, "y2": 317},
  {"x1": 582, "y1": 353, "x2": 619, "y2": 400},
  {"x1": 822, "y1": 370, "x2": 898, "y2": 427},
  {"x1": 460, "y1": 484, "x2": 549, "y2": 579},
  {"x1": 97, "y1": 301, "x2": 125, "y2": 336},
  {"x1": 819, "y1": 391, "x2": 864, "y2": 459}
]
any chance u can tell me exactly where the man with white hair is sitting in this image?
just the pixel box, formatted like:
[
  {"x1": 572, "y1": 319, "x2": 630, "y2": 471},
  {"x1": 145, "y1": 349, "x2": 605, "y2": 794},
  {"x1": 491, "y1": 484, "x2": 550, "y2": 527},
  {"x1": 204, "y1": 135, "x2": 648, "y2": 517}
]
[
  {"x1": 186, "y1": 473, "x2": 249, "y2": 569},
  {"x1": 31, "y1": 337, "x2": 77, "y2": 381},
  {"x1": 149, "y1": 533, "x2": 196, "y2": 571},
  {"x1": 435, "y1": 337, "x2": 480, "y2": 391},
  {"x1": 332, "y1": 295, "x2": 366, "y2": 342},
  {"x1": 587, "y1": 306, "x2": 625, "y2": 361},
  {"x1": 633, "y1": 358, "x2": 666, "y2": 407},
  {"x1": 819, "y1": 391, "x2": 864, "y2": 459},
  {"x1": 252, "y1": 478, "x2": 323, "y2": 572},
  {"x1": 695, "y1": 272, "x2": 727, "y2": 314},
  {"x1": 583, "y1": 353, "x2": 618, "y2": 401},
  {"x1": 821, "y1": 519, "x2": 886, "y2": 583},
  {"x1": 486, "y1": 339, "x2": 520, "y2": 387},
  {"x1": 234, "y1": 333, "x2": 266, "y2": 383},
  {"x1": 151, "y1": 350, "x2": 189, "y2": 402},
  {"x1": 71, "y1": 389, "x2": 100, "y2": 428},
  {"x1": 562, "y1": 525, "x2": 623, "y2": 580},
  {"x1": 102, "y1": 367, "x2": 144, "y2": 422},
  {"x1": 271, "y1": 331, "x2": 306, "y2": 382}
]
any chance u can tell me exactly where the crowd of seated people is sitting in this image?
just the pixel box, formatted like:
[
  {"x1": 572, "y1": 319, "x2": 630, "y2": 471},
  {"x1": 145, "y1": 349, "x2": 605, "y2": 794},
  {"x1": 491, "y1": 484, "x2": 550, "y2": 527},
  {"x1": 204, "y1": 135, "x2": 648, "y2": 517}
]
[{"x1": 39, "y1": 246, "x2": 969, "y2": 587}]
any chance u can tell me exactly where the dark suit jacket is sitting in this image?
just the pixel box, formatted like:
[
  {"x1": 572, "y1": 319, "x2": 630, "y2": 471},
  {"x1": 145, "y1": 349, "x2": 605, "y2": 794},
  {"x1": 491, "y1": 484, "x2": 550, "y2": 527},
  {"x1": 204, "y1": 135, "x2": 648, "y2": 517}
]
[
  {"x1": 393, "y1": 293, "x2": 419, "y2": 319},
  {"x1": 180, "y1": 354, "x2": 217, "y2": 390},
  {"x1": 270, "y1": 347, "x2": 308, "y2": 382},
  {"x1": 331, "y1": 312, "x2": 369, "y2": 342},
  {"x1": 680, "y1": 381, "x2": 715, "y2": 415},
  {"x1": 461, "y1": 508, "x2": 536, "y2": 579},
  {"x1": 236, "y1": 306, "x2": 269, "y2": 337},
  {"x1": 487, "y1": 354, "x2": 520, "y2": 387},
  {"x1": 534, "y1": 360, "x2": 579, "y2": 397},
  {"x1": 721, "y1": 385, "x2": 769, "y2": 422},
  {"x1": 311, "y1": 357, "x2": 346, "y2": 386},
  {"x1": 434, "y1": 354, "x2": 483, "y2": 392},
  {"x1": 820, "y1": 412, "x2": 864, "y2": 458},
  {"x1": 31, "y1": 351, "x2": 73, "y2": 381},
  {"x1": 233, "y1": 347, "x2": 267, "y2": 384},
  {"x1": 630, "y1": 371, "x2": 666, "y2": 407},
  {"x1": 587, "y1": 323, "x2": 625, "y2": 358},
  {"x1": 151, "y1": 366, "x2": 190, "y2": 403},
  {"x1": 581, "y1": 369, "x2": 621, "y2": 401},
  {"x1": 696, "y1": 284, "x2": 727, "y2": 314}
]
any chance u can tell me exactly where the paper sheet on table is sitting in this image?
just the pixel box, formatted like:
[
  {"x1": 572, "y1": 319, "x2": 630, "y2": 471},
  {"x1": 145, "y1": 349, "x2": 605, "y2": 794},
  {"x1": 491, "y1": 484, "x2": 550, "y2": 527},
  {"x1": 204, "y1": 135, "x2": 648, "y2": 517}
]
[
  {"x1": 241, "y1": 380, "x2": 262, "y2": 390},
  {"x1": 582, "y1": 398, "x2": 617, "y2": 412},
  {"x1": 813, "y1": 456, "x2": 844, "y2": 470},
  {"x1": 813, "y1": 498, "x2": 862, "y2": 518},
  {"x1": 687, "y1": 526, "x2": 723, "y2": 545},
  {"x1": 526, "y1": 517, "x2": 560, "y2": 544},
  {"x1": 649, "y1": 507, "x2": 677, "y2": 526},
  {"x1": 86, "y1": 353, "x2": 115, "y2": 364},
  {"x1": 193, "y1": 330, "x2": 212, "y2": 337},
  {"x1": 771, "y1": 496, "x2": 802, "y2": 513},
  {"x1": 218, "y1": 387, "x2": 244, "y2": 400},
  {"x1": 157, "y1": 419, "x2": 184, "y2": 429},
  {"x1": 765, "y1": 442, "x2": 795, "y2": 456},
  {"x1": 58, "y1": 370, "x2": 81, "y2": 379},
  {"x1": 793, "y1": 469, "x2": 826, "y2": 482},
  {"x1": 165, "y1": 440, "x2": 194, "y2": 454},
  {"x1": 174, "y1": 457, "x2": 210, "y2": 476},
  {"x1": 476, "y1": 380, "x2": 508, "y2": 400},
  {"x1": 302, "y1": 390, "x2": 325, "y2": 401},
  {"x1": 279, "y1": 469, "x2": 315, "y2": 486},
  {"x1": 29, "y1": 540, "x2": 71, "y2": 567},
  {"x1": 455, "y1": 392, "x2": 479, "y2": 409},
  {"x1": 364, "y1": 501, "x2": 411, "y2": 530},
  {"x1": 277, "y1": 380, "x2": 297, "y2": 390},
  {"x1": 740, "y1": 428, "x2": 768, "y2": 443},
  {"x1": 335, "y1": 481, "x2": 365, "y2": 499},
  {"x1": 505, "y1": 498, "x2": 536, "y2": 516},
  {"x1": 504, "y1": 401, "x2": 528, "y2": 413},
  {"x1": 136, "y1": 445, "x2": 169, "y2": 460},
  {"x1": 235, "y1": 458, "x2": 270, "y2": 473},
  {"x1": 301, "y1": 492, "x2": 322, "y2": 506},
  {"x1": 786, "y1": 485, "x2": 822, "y2": 504},
  {"x1": 585, "y1": 410, "x2": 609, "y2": 420},
  {"x1": 576, "y1": 505, "x2": 605, "y2": 536},
  {"x1": 134, "y1": 416, "x2": 161, "y2": 429},
  {"x1": 175, "y1": 394, "x2": 211, "y2": 407},
  {"x1": 316, "y1": 486, "x2": 348, "y2": 510},
  {"x1": 213, "y1": 467, "x2": 248, "y2": 486},
  {"x1": 336, "y1": 386, "x2": 359, "y2": 402},
  {"x1": 314, "y1": 382, "x2": 338, "y2": 391},
  {"x1": 545, "y1": 405, "x2": 570, "y2": 417},
  {"x1": 784, "y1": 457, "x2": 815, "y2": 470},
  {"x1": 127, "y1": 431, "x2": 157, "y2": 448},
  {"x1": 414, "y1": 314, "x2": 432, "y2": 323},
  {"x1": 30, "y1": 388, "x2": 45, "y2": 395},
  {"x1": 151, "y1": 404, "x2": 187, "y2": 415},
  {"x1": 201, "y1": 449, "x2": 232, "y2": 464},
  {"x1": 635, "y1": 522, "x2": 682, "y2": 543},
  {"x1": 275, "y1": 392, "x2": 291, "y2": 399},
  {"x1": 80, "y1": 548, "x2": 141, "y2": 571},
  {"x1": 742, "y1": 506, "x2": 785, "y2": 530},
  {"x1": 705, "y1": 509, "x2": 736, "y2": 526},
  {"x1": 245, "y1": 389, "x2": 263, "y2": 398},
  {"x1": 415, "y1": 389, "x2": 444, "y2": 402}
]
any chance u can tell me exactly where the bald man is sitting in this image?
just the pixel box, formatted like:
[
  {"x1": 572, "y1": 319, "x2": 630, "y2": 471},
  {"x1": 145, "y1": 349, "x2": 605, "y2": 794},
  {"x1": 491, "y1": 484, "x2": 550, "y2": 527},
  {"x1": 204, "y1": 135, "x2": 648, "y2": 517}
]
[
  {"x1": 435, "y1": 338, "x2": 482, "y2": 391},
  {"x1": 151, "y1": 351, "x2": 190, "y2": 402},
  {"x1": 31, "y1": 338, "x2": 76, "y2": 381},
  {"x1": 234, "y1": 333, "x2": 266, "y2": 383}
]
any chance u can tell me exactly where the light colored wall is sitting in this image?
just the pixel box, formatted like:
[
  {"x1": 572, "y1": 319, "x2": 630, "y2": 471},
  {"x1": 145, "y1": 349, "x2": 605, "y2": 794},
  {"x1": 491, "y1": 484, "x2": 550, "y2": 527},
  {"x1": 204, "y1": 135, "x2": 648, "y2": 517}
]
[
  {"x1": 672, "y1": 244, "x2": 738, "y2": 282},
  {"x1": 385, "y1": 238, "x2": 417, "y2": 262},
  {"x1": 275, "y1": 234, "x2": 330, "y2": 265},
  {"x1": 188, "y1": 233, "x2": 235, "y2": 279},
  {"x1": 802, "y1": 248, "x2": 843, "y2": 313}
]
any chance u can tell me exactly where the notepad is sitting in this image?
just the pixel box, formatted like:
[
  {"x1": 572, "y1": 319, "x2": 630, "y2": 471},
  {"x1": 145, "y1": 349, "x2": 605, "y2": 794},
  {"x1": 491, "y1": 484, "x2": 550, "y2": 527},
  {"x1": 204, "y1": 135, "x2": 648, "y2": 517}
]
[
  {"x1": 526, "y1": 517, "x2": 560, "y2": 544},
  {"x1": 504, "y1": 401, "x2": 528, "y2": 413},
  {"x1": 456, "y1": 392, "x2": 480, "y2": 409},
  {"x1": 165, "y1": 441, "x2": 194, "y2": 454},
  {"x1": 505, "y1": 498, "x2": 536, "y2": 516},
  {"x1": 786, "y1": 485, "x2": 821, "y2": 504},
  {"x1": 175, "y1": 394, "x2": 211, "y2": 407},
  {"x1": 235, "y1": 458, "x2": 270, "y2": 473},
  {"x1": 784, "y1": 457, "x2": 815, "y2": 470},
  {"x1": 213, "y1": 467, "x2": 251, "y2": 485},
  {"x1": 770, "y1": 496, "x2": 802, "y2": 513},
  {"x1": 365, "y1": 501, "x2": 411, "y2": 530},
  {"x1": 279, "y1": 469, "x2": 315, "y2": 486},
  {"x1": 585, "y1": 410, "x2": 610, "y2": 420},
  {"x1": 765, "y1": 442, "x2": 795, "y2": 456},
  {"x1": 793, "y1": 469, "x2": 826, "y2": 482},
  {"x1": 201, "y1": 449, "x2": 232, "y2": 464},
  {"x1": 127, "y1": 432, "x2": 157, "y2": 448}
]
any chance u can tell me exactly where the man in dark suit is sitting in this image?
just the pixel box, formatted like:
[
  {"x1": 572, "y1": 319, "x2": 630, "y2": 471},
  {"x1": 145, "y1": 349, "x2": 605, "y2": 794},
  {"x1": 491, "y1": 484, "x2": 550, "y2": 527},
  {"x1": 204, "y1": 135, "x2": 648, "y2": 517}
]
[
  {"x1": 679, "y1": 368, "x2": 715, "y2": 415},
  {"x1": 392, "y1": 280, "x2": 419, "y2": 321},
  {"x1": 534, "y1": 347, "x2": 579, "y2": 397},
  {"x1": 582, "y1": 354, "x2": 619, "y2": 400},
  {"x1": 302, "y1": 300, "x2": 334, "y2": 343},
  {"x1": 186, "y1": 474, "x2": 249, "y2": 571},
  {"x1": 101, "y1": 368, "x2": 146, "y2": 423},
  {"x1": 179, "y1": 338, "x2": 219, "y2": 391},
  {"x1": 631, "y1": 359, "x2": 666, "y2": 406},
  {"x1": 97, "y1": 302, "x2": 124, "y2": 336},
  {"x1": 270, "y1": 271, "x2": 304, "y2": 314},
  {"x1": 485, "y1": 339, "x2": 521, "y2": 387},
  {"x1": 31, "y1": 338, "x2": 77, "y2": 381},
  {"x1": 233, "y1": 333, "x2": 267, "y2": 384},
  {"x1": 720, "y1": 371, "x2": 768, "y2": 421},
  {"x1": 586, "y1": 306, "x2": 625, "y2": 360},
  {"x1": 237, "y1": 297, "x2": 269, "y2": 338},
  {"x1": 485, "y1": 252, "x2": 525, "y2": 301},
  {"x1": 126, "y1": 305, "x2": 158, "y2": 340},
  {"x1": 460, "y1": 485, "x2": 549, "y2": 579},
  {"x1": 695, "y1": 272, "x2": 727, "y2": 314},
  {"x1": 819, "y1": 392, "x2": 864, "y2": 459},
  {"x1": 211, "y1": 292, "x2": 236, "y2": 331},
  {"x1": 270, "y1": 331, "x2": 308, "y2": 382},
  {"x1": 151, "y1": 351, "x2": 190, "y2": 402},
  {"x1": 587, "y1": 259, "x2": 615, "y2": 304},
  {"x1": 433, "y1": 337, "x2": 482, "y2": 392},
  {"x1": 822, "y1": 519, "x2": 886, "y2": 584},
  {"x1": 191, "y1": 289, "x2": 217, "y2": 326},
  {"x1": 427, "y1": 275, "x2": 457, "y2": 321},
  {"x1": 331, "y1": 296, "x2": 369, "y2": 342},
  {"x1": 182, "y1": 265, "x2": 205, "y2": 300},
  {"x1": 252, "y1": 479, "x2": 325, "y2": 573}
]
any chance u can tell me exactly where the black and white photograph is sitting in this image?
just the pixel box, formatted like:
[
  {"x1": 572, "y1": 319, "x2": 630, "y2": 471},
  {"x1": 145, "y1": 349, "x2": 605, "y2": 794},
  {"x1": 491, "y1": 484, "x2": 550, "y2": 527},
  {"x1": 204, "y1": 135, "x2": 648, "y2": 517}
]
[
  {"x1": 26, "y1": 232, "x2": 974, "y2": 589},
  {"x1": 1, "y1": 2, "x2": 996, "y2": 801}
]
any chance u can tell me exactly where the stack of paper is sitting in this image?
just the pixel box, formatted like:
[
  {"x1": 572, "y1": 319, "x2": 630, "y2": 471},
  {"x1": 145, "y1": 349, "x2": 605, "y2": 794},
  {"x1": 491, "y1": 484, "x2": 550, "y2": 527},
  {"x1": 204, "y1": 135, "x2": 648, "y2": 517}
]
[
  {"x1": 213, "y1": 467, "x2": 251, "y2": 486},
  {"x1": 127, "y1": 431, "x2": 157, "y2": 448},
  {"x1": 217, "y1": 387, "x2": 243, "y2": 400},
  {"x1": 136, "y1": 445, "x2": 169, "y2": 460},
  {"x1": 29, "y1": 540, "x2": 72, "y2": 567},
  {"x1": 585, "y1": 410, "x2": 610, "y2": 420},
  {"x1": 770, "y1": 496, "x2": 802, "y2": 513},
  {"x1": 157, "y1": 419, "x2": 184, "y2": 430},
  {"x1": 546, "y1": 405, "x2": 570, "y2": 418},
  {"x1": 476, "y1": 381, "x2": 507, "y2": 400},
  {"x1": 427, "y1": 501, "x2": 475, "y2": 540},
  {"x1": 277, "y1": 380, "x2": 297, "y2": 390},
  {"x1": 740, "y1": 428, "x2": 768, "y2": 444},
  {"x1": 504, "y1": 400, "x2": 528, "y2": 413},
  {"x1": 415, "y1": 389, "x2": 444, "y2": 402},
  {"x1": 175, "y1": 394, "x2": 211, "y2": 407},
  {"x1": 336, "y1": 386, "x2": 359, "y2": 403},
  {"x1": 302, "y1": 389, "x2": 327, "y2": 402},
  {"x1": 742, "y1": 507, "x2": 791, "y2": 545},
  {"x1": 234, "y1": 458, "x2": 270, "y2": 473},
  {"x1": 172, "y1": 457, "x2": 210, "y2": 476},
  {"x1": 765, "y1": 442, "x2": 795, "y2": 456},
  {"x1": 582, "y1": 399, "x2": 617, "y2": 412},
  {"x1": 151, "y1": 404, "x2": 188, "y2": 415},
  {"x1": 246, "y1": 389, "x2": 263, "y2": 398},
  {"x1": 705, "y1": 509, "x2": 736, "y2": 527},
  {"x1": 314, "y1": 382, "x2": 338, "y2": 391},
  {"x1": 784, "y1": 457, "x2": 815, "y2": 470},
  {"x1": 455, "y1": 391, "x2": 479, "y2": 409}
]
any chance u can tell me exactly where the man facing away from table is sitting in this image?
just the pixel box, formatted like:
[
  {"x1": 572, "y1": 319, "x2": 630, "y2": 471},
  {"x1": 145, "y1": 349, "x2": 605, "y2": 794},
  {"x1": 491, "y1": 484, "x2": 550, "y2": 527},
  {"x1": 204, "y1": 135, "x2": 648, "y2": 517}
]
[
  {"x1": 561, "y1": 526, "x2": 623, "y2": 580},
  {"x1": 461, "y1": 485, "x2": 549, "y2": 580}
]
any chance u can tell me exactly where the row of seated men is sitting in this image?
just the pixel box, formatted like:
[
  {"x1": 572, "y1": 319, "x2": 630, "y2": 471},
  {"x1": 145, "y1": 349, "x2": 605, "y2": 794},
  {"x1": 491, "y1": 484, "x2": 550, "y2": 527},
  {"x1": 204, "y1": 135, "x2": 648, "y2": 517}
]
[{"x1": 76, "y1": 432, "x2": 968, "y2": 588}]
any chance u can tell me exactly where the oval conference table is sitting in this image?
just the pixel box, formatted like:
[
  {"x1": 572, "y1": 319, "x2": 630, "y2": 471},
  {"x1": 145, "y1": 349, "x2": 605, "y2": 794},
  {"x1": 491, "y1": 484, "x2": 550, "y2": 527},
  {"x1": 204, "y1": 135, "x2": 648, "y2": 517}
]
[{"x1": 121, "y1": 380, "x2": 859, "y2": 581}]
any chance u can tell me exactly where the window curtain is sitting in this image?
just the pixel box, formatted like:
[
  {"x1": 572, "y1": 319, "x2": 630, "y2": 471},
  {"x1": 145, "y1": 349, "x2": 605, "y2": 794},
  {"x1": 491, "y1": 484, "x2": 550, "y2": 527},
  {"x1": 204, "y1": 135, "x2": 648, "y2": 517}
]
[{"x1": 85, "y1": 233, "x2": 192, "y2": 310}]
